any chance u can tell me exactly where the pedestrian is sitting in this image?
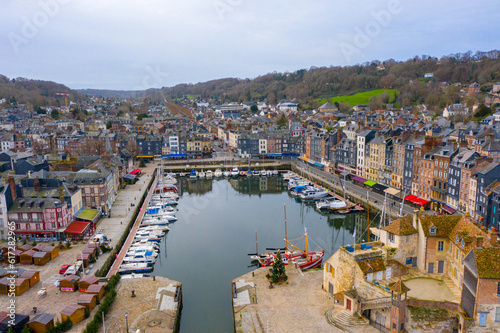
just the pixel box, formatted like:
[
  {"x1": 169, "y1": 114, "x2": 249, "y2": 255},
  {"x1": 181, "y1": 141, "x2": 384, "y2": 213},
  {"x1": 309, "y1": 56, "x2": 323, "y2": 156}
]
[{"x1": 54, "y1": 280, "x2": 60, "y2": 294}]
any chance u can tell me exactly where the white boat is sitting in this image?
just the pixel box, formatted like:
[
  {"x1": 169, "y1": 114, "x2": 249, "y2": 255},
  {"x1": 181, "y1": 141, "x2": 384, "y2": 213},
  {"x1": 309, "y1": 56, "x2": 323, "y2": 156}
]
[
  {"x1": 119, "y1": 262, "x2": 151, "y2": 270},
  {"x1": 253, "y1": 169, "x2": 260, "y2": 176},
  {"x1": 223, "y1": 170, "x2": 230, "y2": 177},
  {"x1": 298, "y1": 187, "x2": 329, "y2": 200},
  {"x1": 130, "y1": 243, "x2": 160, "y2": 251},
  {"x1": 131, "y1": 239, "x2": 160, "y2": 248},
  {"x1": 214, "y1": 169, "x2": 222, "y2": 177},
  {"x1": 135, "y1": 230, "x2": 165, "y2": 238},
  {"x1": 199, "y1": 171, "x2": 206, "y2": 178},
  {"x1": 141, "y1": 219, "x2": 170, "y2": 226},
  {"x1": 138, "y1": 225, "x2": 170, "y2": 233},
  {"x1": 145, "y1": 213, "x2": 178, "y2": 222},
  {"x1": 127, "y1": 248, "x2": 159, "y2": 257},
  {"x1": 123, "y1": 253, "x2": 156, "y2": 265},
  {"x1": 231, "y1": 168, "x2": 239, "y2": 177},
  {"x1": 316, "y1": 198, "x2": 347, "y2": 210},
  {"x1": 206, "y1": 170, "x2": 213, "y2": 178},
  {"x1": 178, "y1": 172, "x2": 186, "y2": 177},
  {"x1": 272, "y1": 169, "x2": 278, "y2": 176}
]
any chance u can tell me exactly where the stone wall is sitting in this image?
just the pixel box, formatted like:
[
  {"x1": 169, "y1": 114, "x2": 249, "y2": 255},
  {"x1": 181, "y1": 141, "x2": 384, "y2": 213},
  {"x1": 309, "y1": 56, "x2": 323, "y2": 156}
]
[
  {"x1": 475, "y1": 278, "x2": 500, "y2": 330},
  {"x1": 405, "y1": 305, "x2": 458, "y2": 333}
]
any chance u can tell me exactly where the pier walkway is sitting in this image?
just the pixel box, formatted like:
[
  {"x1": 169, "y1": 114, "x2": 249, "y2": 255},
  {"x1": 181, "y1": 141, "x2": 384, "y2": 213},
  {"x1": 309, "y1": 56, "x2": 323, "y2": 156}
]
[{"x1": 106, "y1": 173, "x2": 158, "y2": 277}]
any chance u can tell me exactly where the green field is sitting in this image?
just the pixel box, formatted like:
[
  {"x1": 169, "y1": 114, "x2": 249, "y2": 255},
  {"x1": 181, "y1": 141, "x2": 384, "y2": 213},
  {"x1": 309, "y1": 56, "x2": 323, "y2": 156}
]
[{"x1": 318, "y1": 88, "x2": 396, "y2": 107}]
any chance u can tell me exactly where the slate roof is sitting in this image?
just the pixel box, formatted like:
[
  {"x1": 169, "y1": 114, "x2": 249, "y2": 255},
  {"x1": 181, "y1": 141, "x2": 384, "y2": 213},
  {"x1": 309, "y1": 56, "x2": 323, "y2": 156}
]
[
  {"x1": 382, "y1": 214, "x2": 417, "y2": 236},
  {"x1": 390, "y1": 278, "x2": 411, "y2": 294},
  {"x1": 357, "y1": 258, "x2": 386, "y2": 274},
  {"x1": 474, "y1": 248, "x2": 500, "y2": 279},
  {"x1": 419, "y1": 215, "x2": 461, "y2": 238}
]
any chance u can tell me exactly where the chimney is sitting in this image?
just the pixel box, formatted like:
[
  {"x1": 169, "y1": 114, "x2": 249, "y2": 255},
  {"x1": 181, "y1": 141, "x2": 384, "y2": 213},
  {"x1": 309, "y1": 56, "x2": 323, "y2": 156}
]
[
  {"x1": 412, "y1": 209, "x2": 419, "y2": 230},
  {"x1": 490, "y1": 229, "x2": 498, "y2": 247},
  {"x1": 8, "y1": 177, "x2": 16, "y2": 202},
  {"x1": 34, "y1": 177, "x2": 40, "y2": 192},
  {"x1": 59, "y1": 186, "x2": 64, "y2": 201},
  {"x1": 476, "y1": 236, "x2": 483, "y2": 248}
]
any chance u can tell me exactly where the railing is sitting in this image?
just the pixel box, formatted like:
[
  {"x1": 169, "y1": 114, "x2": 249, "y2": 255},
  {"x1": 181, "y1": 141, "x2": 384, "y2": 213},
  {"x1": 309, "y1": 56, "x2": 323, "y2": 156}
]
[
  {"x1": 369, "y1": 319, "x2": 390, "y2": 333},
  {"x1": 360, "y1": 297, "x2": 391, "y2": 310}
]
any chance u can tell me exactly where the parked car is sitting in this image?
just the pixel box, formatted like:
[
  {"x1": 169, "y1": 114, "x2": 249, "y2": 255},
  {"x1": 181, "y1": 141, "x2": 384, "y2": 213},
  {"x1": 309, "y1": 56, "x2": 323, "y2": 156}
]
[{"x1": 59, "y1": 264, "x2": 70, "y2": 275}]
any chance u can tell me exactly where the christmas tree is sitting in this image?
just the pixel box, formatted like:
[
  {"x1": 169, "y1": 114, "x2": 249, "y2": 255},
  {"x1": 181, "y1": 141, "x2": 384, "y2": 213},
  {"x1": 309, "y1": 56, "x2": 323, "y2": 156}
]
[{"x1": 266, "y1": 250, "x2": 288, "y2": 283}]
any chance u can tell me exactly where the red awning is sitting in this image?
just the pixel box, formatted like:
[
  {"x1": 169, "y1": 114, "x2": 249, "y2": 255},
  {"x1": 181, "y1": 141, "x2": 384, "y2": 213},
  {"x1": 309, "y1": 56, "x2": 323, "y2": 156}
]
[
  {"x1": 442, "y1": 205, "x2": 457, "y2": 215},
  {"x1": 405, "y1": 195, "x2": 417, "y2": 203},
  {"x1": 414, "y1": 198, "x2": 430, "y2": 205},
  {"x1": 64, "y1": 221, "x2": 90, "y2": 234},
  {"x1": 130, "y1": 169, "x2": 142, "y2": 175}
]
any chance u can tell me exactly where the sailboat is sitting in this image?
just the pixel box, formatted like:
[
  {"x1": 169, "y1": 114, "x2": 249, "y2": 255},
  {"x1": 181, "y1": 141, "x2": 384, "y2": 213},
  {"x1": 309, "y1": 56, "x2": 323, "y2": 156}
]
[{"x1": 251, "y1": 204, "x2": 324, "y2": 270}]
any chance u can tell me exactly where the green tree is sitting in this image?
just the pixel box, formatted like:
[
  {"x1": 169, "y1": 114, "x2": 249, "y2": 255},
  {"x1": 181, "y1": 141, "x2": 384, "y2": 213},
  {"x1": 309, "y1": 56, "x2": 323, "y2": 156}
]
[
  {"x1": 250, "y1": 104, "x2": 258, "y2": 113},
  {"x1": 51, "y1": 109, "x2": 59, "y2": 119},
  {"x1": 266, "y1": 250, "x2": 287, "y2": 283},
  {"x1": 276, "y1": 114, "x2": 287, "y2": 128},
  {"x1": 106, "y1": 120, "x2": 112, "y2": 129},
  {"x1": 139, "y1": 159, "x2": 146, "y2": 167},
  {"x1": 474, "y1": 103, "x2": 493, "y2": 120},
  {"x1": 137, "y1": 113, "x2": 147, "y2": 121}
]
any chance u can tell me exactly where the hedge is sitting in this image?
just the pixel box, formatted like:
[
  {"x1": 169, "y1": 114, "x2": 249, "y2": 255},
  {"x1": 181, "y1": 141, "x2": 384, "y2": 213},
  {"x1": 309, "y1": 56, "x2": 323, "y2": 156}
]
[{"x1": 82, "y1": 274, "x2": 121, "y2": 333}]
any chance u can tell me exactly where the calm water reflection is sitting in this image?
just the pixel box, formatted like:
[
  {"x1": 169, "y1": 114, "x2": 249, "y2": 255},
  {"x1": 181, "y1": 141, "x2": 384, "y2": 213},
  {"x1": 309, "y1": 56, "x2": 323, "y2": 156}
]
[{"x1": 152, "y1": 177, "x2": 368, "y2": 333}]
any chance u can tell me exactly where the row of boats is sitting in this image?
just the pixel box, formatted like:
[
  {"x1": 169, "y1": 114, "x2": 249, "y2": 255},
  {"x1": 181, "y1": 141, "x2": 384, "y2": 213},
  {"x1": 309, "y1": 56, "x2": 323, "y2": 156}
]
[
  {"x1": 185, "y1": 167, "x2": 279, "y2": 179},
  {"x1": 284, "y1": 172, "x2": 348, "y2": 211},
  {"x1": 119, "y1": 174, "x2": 180, "y2": 274}
]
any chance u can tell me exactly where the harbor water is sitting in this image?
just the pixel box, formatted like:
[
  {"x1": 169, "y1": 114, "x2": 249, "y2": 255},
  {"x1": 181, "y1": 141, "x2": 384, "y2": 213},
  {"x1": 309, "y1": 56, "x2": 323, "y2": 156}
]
[{"x1": 152, "y1": 176, "x2": 368, "y2": 333}]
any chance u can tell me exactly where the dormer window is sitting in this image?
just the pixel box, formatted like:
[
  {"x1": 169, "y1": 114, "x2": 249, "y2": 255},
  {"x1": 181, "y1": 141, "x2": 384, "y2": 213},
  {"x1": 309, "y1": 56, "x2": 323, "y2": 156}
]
[
  {"x1": 461, "y1": 239, "x2": 465, "y2": 248},
  {"x1": 430, "y1": 226, "x2": 436, "y2": 235},
  {"x1": 456, "y1": 234, "x2": 459, "y2": 243}
]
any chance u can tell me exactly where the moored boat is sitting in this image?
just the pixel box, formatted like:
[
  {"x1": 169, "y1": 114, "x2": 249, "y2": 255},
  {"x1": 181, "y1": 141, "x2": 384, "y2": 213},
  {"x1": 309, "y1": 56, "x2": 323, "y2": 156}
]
[{"x1": 250, "y1": 204, "x2": 324, "y2": 270}]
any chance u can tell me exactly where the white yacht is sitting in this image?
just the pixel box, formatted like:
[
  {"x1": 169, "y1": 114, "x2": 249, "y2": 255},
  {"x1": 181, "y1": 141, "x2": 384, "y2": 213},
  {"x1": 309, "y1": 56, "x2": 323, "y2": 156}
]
[
  {"x1": 231, "y1": 168, "x2": 239, "y2": 177},
  {"x1": 214, "y1": 169, "x2": 222, "y2": 177},
  {"x1": 316, "y1": 198, "x2": 347, "y2": 210},
  {"x1": 206, "y1": 170, "x2": 213, "y2": 178}
]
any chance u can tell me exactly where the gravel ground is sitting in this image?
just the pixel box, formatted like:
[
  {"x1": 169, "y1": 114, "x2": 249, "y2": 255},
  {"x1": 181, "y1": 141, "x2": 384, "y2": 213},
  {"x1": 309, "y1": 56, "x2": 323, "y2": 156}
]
[{"x1": 233, "y1": 266, "x2": 342, "y2": 333}]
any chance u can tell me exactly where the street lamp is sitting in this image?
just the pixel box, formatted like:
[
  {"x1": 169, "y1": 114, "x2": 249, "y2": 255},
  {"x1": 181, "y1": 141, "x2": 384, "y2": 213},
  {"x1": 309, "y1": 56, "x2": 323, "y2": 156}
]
[{"x1": 125, "y1": 312, "x2": 129, "y2": 333}]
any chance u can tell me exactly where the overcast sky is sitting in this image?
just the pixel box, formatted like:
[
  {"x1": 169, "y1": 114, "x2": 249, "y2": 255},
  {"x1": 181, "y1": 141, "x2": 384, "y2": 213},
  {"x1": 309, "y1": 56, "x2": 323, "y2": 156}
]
[{"x1": 1, "y1": 0, "x2": 498, "y2": 90}]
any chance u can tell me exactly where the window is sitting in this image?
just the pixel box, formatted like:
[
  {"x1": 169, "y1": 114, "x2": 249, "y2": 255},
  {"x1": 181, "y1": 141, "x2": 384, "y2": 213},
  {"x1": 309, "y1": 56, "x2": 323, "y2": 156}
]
[
  {"x1": 438, "y1": 241, "x2": 444, "y2": 252},
  {"x1": 52, "y1": 223, "x2": 56, "y2": 229},
  {"x1": 497, "y1": 282, "x2": 500, "y2": 296},
  {"x1": 496, "y1": 307, "x2": 500, "y2": 322},
  {"x1": 430, "y1": 226, "x2": 436, "y2": 235},
  {"x1": 388, "y1": 233, "x2": 395, "y2": 242},
  {"x1": 406, "y1": 235, "x2": 411, "y2": 243}
]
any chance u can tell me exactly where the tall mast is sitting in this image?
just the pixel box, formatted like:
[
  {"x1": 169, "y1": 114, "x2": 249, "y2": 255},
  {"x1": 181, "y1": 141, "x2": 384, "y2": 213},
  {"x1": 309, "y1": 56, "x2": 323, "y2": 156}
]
[
  {"x1": 255, "y1": 230, "x2": 258, "y2": 254},
  {"x1": 366, "y1": 191, "x2": 370, "y2": 241},
  {"x1": 284, "y1": 203, "x2": 288, "y2": 252},
  {"x1": 305, "y1": 227, "x2": 309, "y2": 260},
  {"x1": 399, "y1": 189, "x2": 406, "y2": 217}
]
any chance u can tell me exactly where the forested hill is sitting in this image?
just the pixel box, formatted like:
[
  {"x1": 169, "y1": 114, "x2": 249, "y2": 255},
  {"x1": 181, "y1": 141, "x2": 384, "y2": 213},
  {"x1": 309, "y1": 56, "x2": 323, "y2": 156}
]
[
  {"x1": 2, "y1": 50, "x2": 500, "y2": 110},
  {"x1": 150, "y1": 50, "x2": 500, "y2": 109},
  {"x1": 0, "y1": 75, "x2": 86, "y2": 107}
]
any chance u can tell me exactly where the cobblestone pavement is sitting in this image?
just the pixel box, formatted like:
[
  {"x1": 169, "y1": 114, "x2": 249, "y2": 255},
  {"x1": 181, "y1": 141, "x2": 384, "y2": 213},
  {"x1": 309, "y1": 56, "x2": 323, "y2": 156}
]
[{"x1": 233, "y1": 267, "x2": 343, "y2": 333}]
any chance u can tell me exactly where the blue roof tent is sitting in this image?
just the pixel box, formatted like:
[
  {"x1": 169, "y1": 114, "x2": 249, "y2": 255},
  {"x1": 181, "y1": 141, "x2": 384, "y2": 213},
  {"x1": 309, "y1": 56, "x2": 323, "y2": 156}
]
[
  {"x1": 161, "y1": 154, "x2": 187, "y2": 158},
  {"x1": 267, "y1": 153, "x2": 282, "y2": 157},
  {"x1": 282, "y1": 153, "x2": 299, "y2": 157},
  {"x1": 314, "y1": 162, "x2": 324, "y2": 167}
]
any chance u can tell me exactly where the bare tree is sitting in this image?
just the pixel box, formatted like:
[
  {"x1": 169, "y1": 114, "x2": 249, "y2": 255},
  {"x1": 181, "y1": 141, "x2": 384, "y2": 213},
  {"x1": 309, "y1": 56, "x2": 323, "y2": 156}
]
[{"x1": 125, "y1": 140, "x2": 141, "y2": 159}]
